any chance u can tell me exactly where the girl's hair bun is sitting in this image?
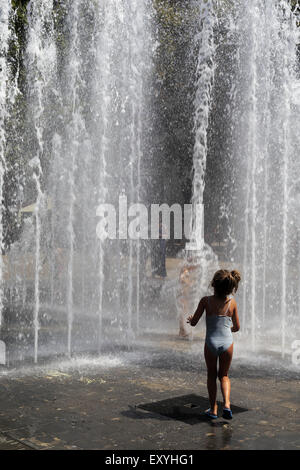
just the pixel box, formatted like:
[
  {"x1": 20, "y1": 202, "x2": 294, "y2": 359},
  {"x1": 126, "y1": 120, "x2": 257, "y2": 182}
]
[
  {"x1": 231, "y1": 270, "x2": 241, "y2": 284},
  {"x1": 211, "y1": 269, "x2": 241, "y2": 296}
]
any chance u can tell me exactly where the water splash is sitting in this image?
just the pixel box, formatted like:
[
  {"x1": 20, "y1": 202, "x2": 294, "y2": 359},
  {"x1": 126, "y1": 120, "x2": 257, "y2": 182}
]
[
  {"x1": 225, "y1": 0, "x2": 300, "y2": 356},
  {"x1": 0, "y1": 1, "x2": 11, "y2": 329},
  {"x1": 188, "y1": 0, "x2": 219, "y2": 307},
  {"x1": 3, "y1": 0, "x2": 153, "y2": 363},
  {"x1": 1, "y1": 0, "x2": 299, "y2": 368},
  {"x1": 25, "y1": 0, "x2": 58, "y2": 363},
  {"x1": 0, "y1": 2, "x2": 19, "y2": 330}
]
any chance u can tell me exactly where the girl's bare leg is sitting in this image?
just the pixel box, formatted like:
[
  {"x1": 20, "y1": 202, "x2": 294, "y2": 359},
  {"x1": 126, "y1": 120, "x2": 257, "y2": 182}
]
[
  {"x1": 218, "y1": 343, "x2": 233, "y2": 409},
  {"x1": 204, "y1": 343, "x2": 218, "y2": 414}
]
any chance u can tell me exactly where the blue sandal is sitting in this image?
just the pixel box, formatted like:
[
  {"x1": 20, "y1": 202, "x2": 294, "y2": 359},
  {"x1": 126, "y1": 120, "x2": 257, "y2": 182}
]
[
  {"x1": 222, "y1": 408, "x2": 232, "y2": 420},
  {"x1": 205, "y1": 408, "x2": 218, "y2": 419}
]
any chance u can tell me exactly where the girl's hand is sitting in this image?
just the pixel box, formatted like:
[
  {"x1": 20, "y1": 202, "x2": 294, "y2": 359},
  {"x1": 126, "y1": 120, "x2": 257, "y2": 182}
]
[{"x1": 186, "y1": 315, "x2": 193, "y2": 324}]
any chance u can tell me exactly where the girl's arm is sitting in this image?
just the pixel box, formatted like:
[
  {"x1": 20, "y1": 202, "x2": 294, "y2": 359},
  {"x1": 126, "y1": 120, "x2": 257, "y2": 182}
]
[
  {"x1": 231, "y1": 300, "x2": 240, "y2": 332},
  {"x1": 187, "y1": 297, "x2": 206, "y2": 326}
]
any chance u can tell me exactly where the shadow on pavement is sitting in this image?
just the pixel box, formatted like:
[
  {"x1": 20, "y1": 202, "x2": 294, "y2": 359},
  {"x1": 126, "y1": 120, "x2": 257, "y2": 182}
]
[{"x1": 132, "y1": 394, "x2": 248, "y2": 425}]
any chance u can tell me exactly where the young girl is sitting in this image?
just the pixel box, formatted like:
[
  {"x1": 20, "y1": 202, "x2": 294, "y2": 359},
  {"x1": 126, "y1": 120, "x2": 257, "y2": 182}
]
[{"x1": 187, "y1": 269, "x2": 241, "y2": 420}]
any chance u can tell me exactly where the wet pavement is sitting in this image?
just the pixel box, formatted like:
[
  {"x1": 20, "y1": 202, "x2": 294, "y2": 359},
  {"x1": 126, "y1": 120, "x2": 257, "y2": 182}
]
[{"x1": 0, "y1": 335, "x2": 299, "y2": 450}]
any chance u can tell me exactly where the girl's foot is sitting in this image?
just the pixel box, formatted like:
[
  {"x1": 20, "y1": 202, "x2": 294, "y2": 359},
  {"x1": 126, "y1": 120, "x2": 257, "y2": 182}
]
[
  {"x1": 222, "y1": 408, "x2": 232, "y2": 420},
  {"x1": 205, "y1": 408, "x2": 218, "y2": 419}
]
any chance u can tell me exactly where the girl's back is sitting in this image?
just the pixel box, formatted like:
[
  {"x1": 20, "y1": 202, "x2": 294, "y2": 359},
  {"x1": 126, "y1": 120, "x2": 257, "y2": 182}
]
[
  {"x1": 205, "y1": 295, "x2": 233, "y2": 317},
  {"x1": 205, "y1": 296, "x2": 233, "y2": 357}
]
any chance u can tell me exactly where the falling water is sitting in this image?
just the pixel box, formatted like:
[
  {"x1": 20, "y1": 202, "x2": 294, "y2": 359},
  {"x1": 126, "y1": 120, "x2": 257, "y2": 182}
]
[
  {"x1": 1, "y1": 0, "x2": 153, "y2": 363},
  {"x1": 91, "y1": 0, "x2": 152, "y2": 342},
  {"x1": 127, "y1": 1, "x2": 148, "y2": 335},
  {"x1": 25, "y1": 0, "x2": 57, "y2": 362},
  {"x1": 223, "y1": 0, "x2": 300, "y2": 356},
  {"x1": 0, "y1": 3, "x2": 19, "y2": 331},
  {"x1": 0, "y1": 1, "x2": 11, "y2": 329},
  {"x1": 63, "y1": 0, "x2": 88, "y2": 357},
  {"x1": 94, "y1": 1, "x2": 112, "y2": 351},
  {"x1": 190, "y1": 0, "x2": 299, "y2": 357},
  {"x1": 261, "y1": 1, "x2": 274, "y2": 327},
  {"x1": 1, "y1": 0, "x2": 299, "y2": 366},
  {"x1": 191, "y1": 0, "x2": 216, "y2": 251},
  {"x1": 187, "y1": 0, "x2": 219, "y2": 310}
]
